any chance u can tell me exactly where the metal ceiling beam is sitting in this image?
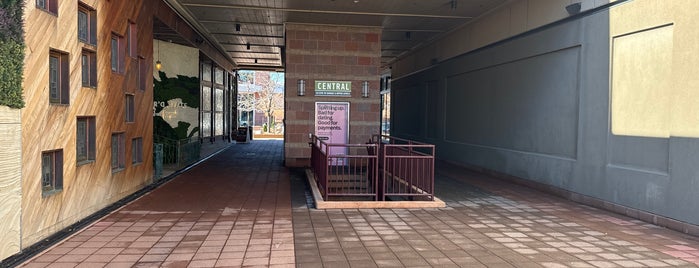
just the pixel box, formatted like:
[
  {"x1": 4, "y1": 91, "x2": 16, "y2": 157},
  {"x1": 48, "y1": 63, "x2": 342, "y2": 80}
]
[
  {"x1": 211, "y1": 32, "x2": 284, "y2": 39},
  {"x1": 183, "y1": 3, "x2": 473, "y2": 19},
  {"x1": 220, "y1": 42, "x2": 282, "y2": 47},
  {"x1": 200, "y1": 19, "x2": 284, "y2": 27},
  {"x1": 383, "y1": 29, "x2": 445, "y2": 33},
  {"x1": 225, "y1": 50, "x2": 279, "y2": 54}
]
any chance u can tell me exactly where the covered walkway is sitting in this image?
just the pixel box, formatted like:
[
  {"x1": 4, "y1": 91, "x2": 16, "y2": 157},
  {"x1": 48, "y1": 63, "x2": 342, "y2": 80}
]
[{"x1": 20, "y1": 140, "x2": 699, "y2": 267}]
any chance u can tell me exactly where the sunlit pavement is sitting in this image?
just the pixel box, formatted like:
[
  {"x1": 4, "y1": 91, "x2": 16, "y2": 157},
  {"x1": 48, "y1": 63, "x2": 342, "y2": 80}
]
[{"x1": 20, "y1": 139, "x2": 699, "y2": 267}]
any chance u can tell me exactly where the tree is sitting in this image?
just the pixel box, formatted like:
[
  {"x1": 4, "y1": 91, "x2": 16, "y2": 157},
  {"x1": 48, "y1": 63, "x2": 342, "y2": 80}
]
[{"x1": 255, "y1": 73, "x2": 284, "y2": 133}]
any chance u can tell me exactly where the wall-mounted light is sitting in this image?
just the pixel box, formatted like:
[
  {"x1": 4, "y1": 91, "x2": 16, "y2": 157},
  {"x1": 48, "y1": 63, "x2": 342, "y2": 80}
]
[
  {"x1": 297, "y1": 79, "x2": 306, "y2": 96},
  {"x1": 254, "y1": 59, "x2": 258, "y2": 64},
  {"x1": 246, "y1": 42, "x2": 251, "y2": 50},
  {"x1": 566, "y1": 2, "x2": 581, "y2": 15},
  {"x1": 362, "y1": 81, "x2": 369, "y2": 98},
  {"x1": 155, "y1": 39, "x2": 162, "y2": 70},
  {"x1": 235, "y1": 23, "x2": 241, "y2": 32}
]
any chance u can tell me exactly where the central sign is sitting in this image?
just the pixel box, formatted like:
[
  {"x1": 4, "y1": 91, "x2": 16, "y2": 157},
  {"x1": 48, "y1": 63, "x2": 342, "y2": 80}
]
[{"x1": 315, "y1": 81, "x2": 351, "y2": 97}]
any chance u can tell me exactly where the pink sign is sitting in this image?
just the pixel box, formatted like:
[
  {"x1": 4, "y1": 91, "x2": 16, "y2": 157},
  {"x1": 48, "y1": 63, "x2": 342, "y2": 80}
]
[{"x1": 315, "y1": 102, "x2": 349, "y2": 164}]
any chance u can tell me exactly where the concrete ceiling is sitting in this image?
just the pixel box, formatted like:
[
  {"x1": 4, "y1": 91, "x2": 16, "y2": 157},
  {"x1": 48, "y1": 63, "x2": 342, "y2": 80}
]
[{"x1": 163, "y1": 0, "x2": 507, "y2": 70}]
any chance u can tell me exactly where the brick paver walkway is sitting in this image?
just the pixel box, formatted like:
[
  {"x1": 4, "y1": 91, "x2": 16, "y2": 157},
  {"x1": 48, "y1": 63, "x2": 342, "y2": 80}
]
[{"x1": 19, "y1": 139, "x2": 699, "y2": 267}]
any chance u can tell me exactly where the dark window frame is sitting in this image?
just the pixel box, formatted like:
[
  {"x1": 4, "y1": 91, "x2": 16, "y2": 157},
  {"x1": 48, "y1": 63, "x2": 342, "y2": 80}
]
[
  {"x1": 41, "y1": 149, "x2": 63, "y2": 197},
  {"x1": 81, "y1": 49, "x2": 97, "y2": 88},
  {"x1": 77, "y1": 3, "x2": 97, "y2": 45},
  {"x1": 125, "y1": 94, "x2": 135, "y2": 123},
  {"x1": 111, "y1": 33, "x2": 125, "y2": 74},
  {"x1": 138, "y1": 56, "x2": 147, "y2": 91},
  {"x1": 36, "y1": 0, "x2": 58, "y2": 15},
  {"x1": 131, "y1": 137, "x2": 143, "y2": 164},
  {"x1": 111, "y1": 132, "x2": 126, "y2": 172},
  {"x1": 76, "y1": 116, "x2": 96, "y2": 165},
  {"x1": 49, "y1": 50, "x2": 69, "y2": 105},
  {"x1": 127, "y1": 21, "x2": 138, "y2": 58}
]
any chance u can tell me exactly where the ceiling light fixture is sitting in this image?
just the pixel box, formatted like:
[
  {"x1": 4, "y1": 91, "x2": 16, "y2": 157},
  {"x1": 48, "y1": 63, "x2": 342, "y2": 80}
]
[{"x1": 155, "y1": 39, "x2": 162, "y2": 70}]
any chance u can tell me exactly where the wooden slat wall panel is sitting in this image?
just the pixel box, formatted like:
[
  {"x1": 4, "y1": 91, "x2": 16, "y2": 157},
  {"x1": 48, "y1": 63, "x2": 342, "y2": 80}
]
[
  {"x1": 0, "y1": 106, "x2": 21, "y2": 260},
  {"x1": 20, "y1": 0, "x2": 156, "y2": 246}
]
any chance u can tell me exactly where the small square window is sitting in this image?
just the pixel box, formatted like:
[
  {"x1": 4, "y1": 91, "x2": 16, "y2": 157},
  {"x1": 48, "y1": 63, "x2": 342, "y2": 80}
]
[
  {"x1": 78, "y1": 3, "x2": 97, "y2": 45},
  {"x1": 132, "y1": 137, "x2": 143, "y2": 164},
  {"x1": 81, "y1": 49, "x2": 97, "y2": 88},
  {"x1": 76, "y1": 117, "x2": 96, "y2": 165},
  {"x1": 125, "y1": 94, "x2": 135, "y2": 122},
  {"x1": 127, "y1": 21, "x2": 137, "y2": 58},
  {"x1": 42, "y1": 150, "x2": 63, "y2": 197},
  {"x1": 36, "y1": 0, "x2": 57, "y2": 14},
  {"x1": 111, "y1": 33, "x2": 125, "y2": 73},
  {"x1": 111, "y1": 132, "x2": 125, "y2": 172},
  {"x1": 49, "y1": 50, "x2": 69, "y2": 104}
]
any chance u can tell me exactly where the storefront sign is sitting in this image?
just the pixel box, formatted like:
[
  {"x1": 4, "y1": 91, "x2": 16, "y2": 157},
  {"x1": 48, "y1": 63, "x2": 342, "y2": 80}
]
[
  {"x1": 315, "y1": 102, "x2": 350, "y2": 165},
  {"x1": 315, "y1": 81, "x2": 351, "y2": 96}
]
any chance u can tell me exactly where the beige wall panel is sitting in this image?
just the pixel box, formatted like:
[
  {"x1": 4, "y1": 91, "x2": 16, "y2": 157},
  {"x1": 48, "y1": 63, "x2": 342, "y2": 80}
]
[
  {"x1": 610, "y1": 0, "x2": 699, "y2": 138},
  {"x1": 439, "y1": 26, "x2": 471, "y2": 61},
  {"x1": 509, "y1": 0, "x2": 528, "y2": 36},
  {"x1": 153, "y1": 41, "x2": 200, "y2": 79},
  {"x1": 526, "y1": 0, "x2": 569, "y2": 29},
  {"x1": 468, "y1": 7, "x2": 511, "y2": 51},
  {"x1": 0, "y1": 121, "x2": 21, "y2": 260},
  {"x1": 611, "y1": 25, "x2": 673, "y2": 138},
  {"x1": 392, "y1": 0, "x2": 581, "y2": 77}
]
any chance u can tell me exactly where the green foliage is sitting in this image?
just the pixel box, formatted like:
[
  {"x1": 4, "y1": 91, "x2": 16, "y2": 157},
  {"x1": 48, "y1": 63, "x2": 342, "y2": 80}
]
[
  {"x1": 0, "y1": 0, "x2": 25, "y2": 109},
  {"x1": 0, "y1": 41, "x2": 23, "y2": 108},
  {"x1": 153, "y1": 71, "x2": 200, "y2": 113},
  {"x1": 0, "y1": 0, "x2": 24, "y2": 42}
]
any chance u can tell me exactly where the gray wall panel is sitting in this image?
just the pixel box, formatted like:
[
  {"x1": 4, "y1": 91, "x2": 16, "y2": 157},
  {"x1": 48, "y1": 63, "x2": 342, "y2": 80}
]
[
  {"x1": 444, "y1": 47, "x2": 580, "y2": 159},
  {"x1": 391, "y1": 9, "x2": 699, "y2": 226}
]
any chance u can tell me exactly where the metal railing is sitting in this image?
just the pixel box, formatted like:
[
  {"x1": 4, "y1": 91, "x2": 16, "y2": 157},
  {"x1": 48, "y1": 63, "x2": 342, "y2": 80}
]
[
  {"x1": 372, "y1": 135, "x2": 435, "y2": 201},
  {"x1": 153, "y1": 135, "x2": 201, "y2": 170},
  {"x1": 310, "y1": 135, "x2": 379, "y2": 201},
  {"x1": 310, "y1": 134, "x2": 435, "y2": 201}
]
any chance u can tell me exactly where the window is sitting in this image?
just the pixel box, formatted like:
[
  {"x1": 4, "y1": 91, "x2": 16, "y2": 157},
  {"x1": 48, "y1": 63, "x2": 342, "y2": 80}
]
[
  {"x1": 81, "y1": 49, "x2": 97, "y2": 88},
  {"x1": 138, "y1": 56, "x2": 147, "y2": 91},
  {"x1": 78, "y1": 4, "x2": 96, "y2": 45},
  {"x1": 111, "y1": 132, "x2": 125, "y2": 171},
  {"x1": 36, "y1": 0, "x2": 57, "y2": 14},
  {"x1": 127, "y1": 21, "x2": 137, "y2": 58},
  {"x1": 111, "y1": 33, "x2": 125, "y2": 73},
  {"x1": 49, "y1": 50, "x2": 69, "y2": 104},
  {"x1": 42, "y1": 150, "x2": 63, "y2": 197},
  {"x1": 125, "y1": 94, "x2": 134, "y2": 122},
  {"x1": 76, "y1": 117, "x2": 96, "y2": 164},
  {"x1": 132, "y1": 137, "x2": 143, "y2": 164}
]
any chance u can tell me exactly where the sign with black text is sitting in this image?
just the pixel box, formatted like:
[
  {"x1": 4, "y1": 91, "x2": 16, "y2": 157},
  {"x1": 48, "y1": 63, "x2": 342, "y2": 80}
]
[{"x1": 315, "y1": 102, "x2": 350, "y2": 165}]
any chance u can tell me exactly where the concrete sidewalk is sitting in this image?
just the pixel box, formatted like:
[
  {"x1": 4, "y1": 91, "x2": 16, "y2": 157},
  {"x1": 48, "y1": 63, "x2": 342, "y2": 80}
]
[{"x1": 20, "y1": 139, "x2": 699, "y2": 267}]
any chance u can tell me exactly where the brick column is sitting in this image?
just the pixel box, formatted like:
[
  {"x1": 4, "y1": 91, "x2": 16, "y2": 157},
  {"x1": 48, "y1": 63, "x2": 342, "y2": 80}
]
[{"x1": 284, "y1": 24, "x2": 381, "y2": 167}]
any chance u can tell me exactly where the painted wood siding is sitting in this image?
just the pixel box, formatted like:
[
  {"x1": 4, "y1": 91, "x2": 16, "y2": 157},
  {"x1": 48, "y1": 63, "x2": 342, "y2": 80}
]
[{"x1": 21, "y1": 0, "x2": 154, "y2": 246}]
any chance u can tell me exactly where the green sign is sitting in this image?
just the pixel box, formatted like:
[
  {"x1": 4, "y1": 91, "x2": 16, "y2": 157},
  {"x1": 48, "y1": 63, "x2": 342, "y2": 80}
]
[{"x1": 315, "y1": 81, "x2": 351, "y2": 96}]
